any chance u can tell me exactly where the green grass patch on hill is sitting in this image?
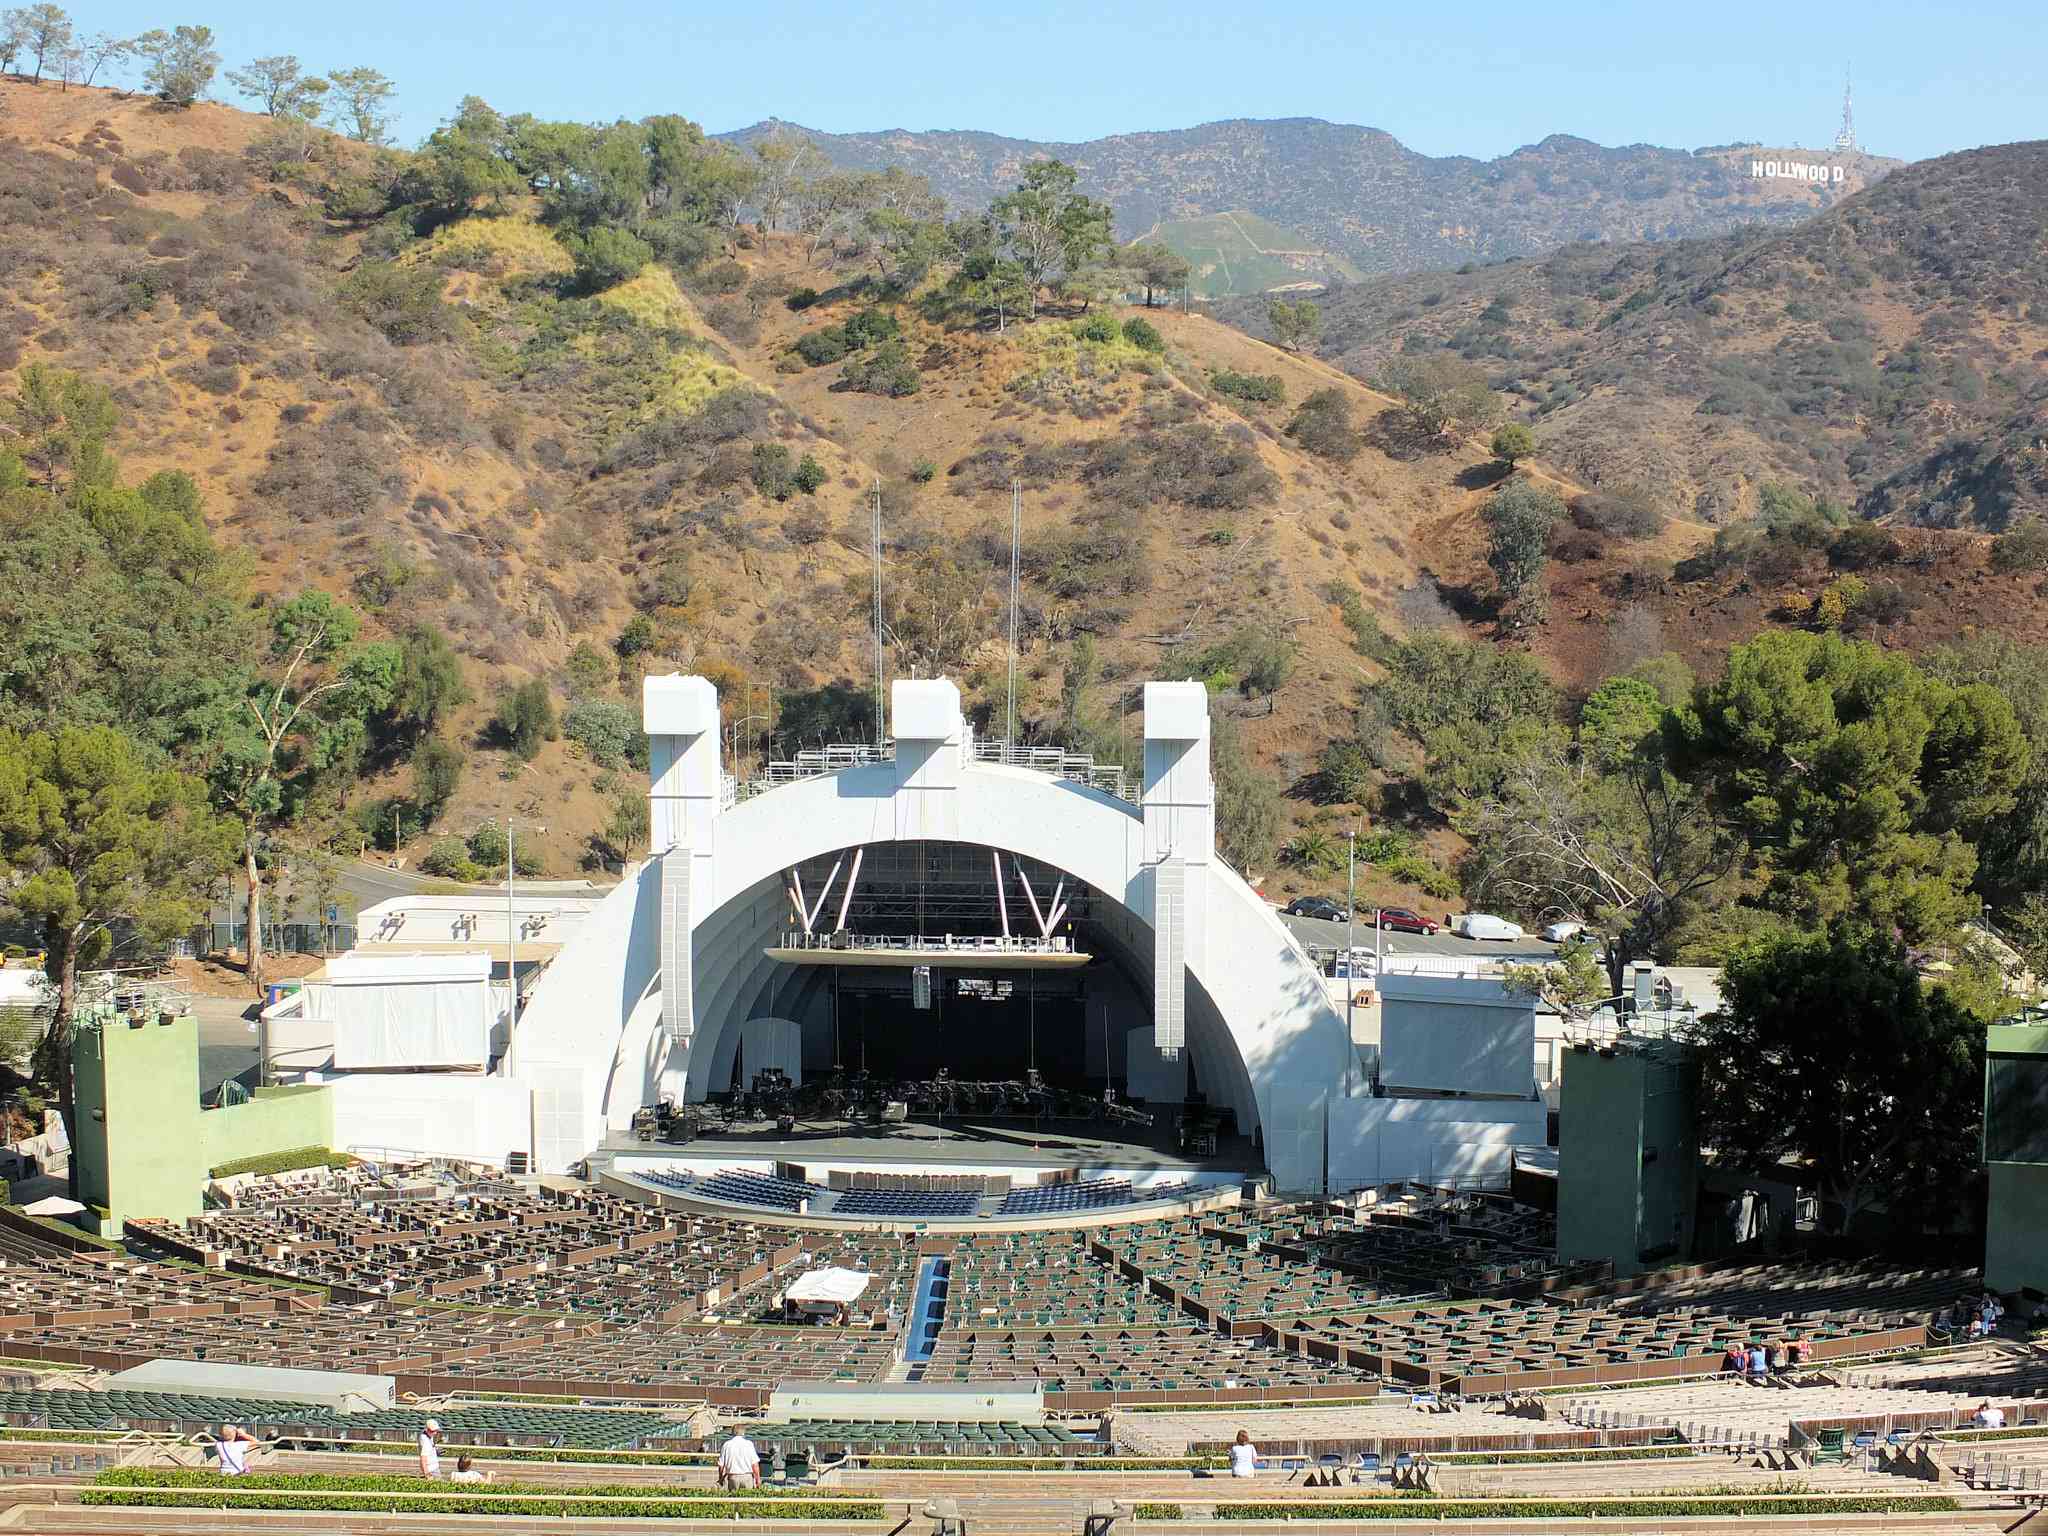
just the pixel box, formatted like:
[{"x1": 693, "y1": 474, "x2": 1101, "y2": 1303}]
[{"x1": 1139, "y1": 211, "x2": 1362, "y2": 299}]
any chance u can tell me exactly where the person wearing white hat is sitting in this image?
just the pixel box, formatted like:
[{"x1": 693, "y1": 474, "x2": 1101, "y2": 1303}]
[
  {"x1": 215, "y1": 1423, "x2": 255, "y2": 1477},
  {"x1": 417, "y1": 1419, "x2": 442, "y2": 1478}
]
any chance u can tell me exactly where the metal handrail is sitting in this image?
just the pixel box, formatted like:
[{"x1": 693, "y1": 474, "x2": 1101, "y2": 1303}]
[
  {"x1": 775, "y1": 931, "x2": 1074, "y2": 954},
  {"x1": 730, "y1": 738, "x2": 1133, "y2": 805}
]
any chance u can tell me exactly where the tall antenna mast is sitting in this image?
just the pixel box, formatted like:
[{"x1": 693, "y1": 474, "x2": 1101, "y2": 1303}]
[
  {"x1": 1006, "y1": 478, "x2": 1020, "y2": 747},
  {"x1": 871, "y1": 480, "x2": 884, "y2": 741},
  {"x1": 1833, "y1": 63, "x2": 1857, "y2": 152}
]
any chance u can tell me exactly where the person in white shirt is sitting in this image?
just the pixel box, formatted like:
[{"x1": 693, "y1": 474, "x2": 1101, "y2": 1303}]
[
  {"x1": 1228, "y1": 1429, "x2": 1259, "y2": 1478},
  {"x1": 717, "y1": 1430, "x2": 762, "y2": 1489},
  {"x1": 215, "y1": 1424, "x2": 254, "y2": 1477},
  {"x1": 450, "y1": 1455, "x2": 489, "y2": 1484},
  {"x1": 1975, "y1": 1402, "x2": 2006, "y2": 1428},
  {"x1": 417, "y1": 1419, "x2": 442, "y2": 1479}
]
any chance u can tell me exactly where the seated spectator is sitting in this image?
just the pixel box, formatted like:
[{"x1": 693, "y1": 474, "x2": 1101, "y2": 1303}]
[
  {"x1": 1970, "y1": 1314, "x2": 1989, "y2": 1339},
  {"x1": 450, "y1": 1456, "x2": 489, "y2": 1484},
  {"x1": 1722, "y1": 1343, "x2": 1745, "y2": 1376},
  {"x1": 1770, "y1": 1342, "x2": 1789, "y2": 1374},
  {"x1": 1789, "y1": 1335, "x2": 1811, "y2": 1367},
  {"x1": 1975, "y1": 1401, "x2": 2006, "y2": 1429},
  {"x1": 1747, "y1": 1343, "x2": 1769, "y2": 1379}
]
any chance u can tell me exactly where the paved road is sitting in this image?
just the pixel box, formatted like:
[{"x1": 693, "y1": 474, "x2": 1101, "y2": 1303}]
[
  {"x1": 191, "y1": 995, "x2": 260, "y2": 1096},
  {"x1": 207, "y1": 860, "x2": 613, "y2": 933},
  {"x1": 1276, "y1": 909, "x2": 1559, "y2": 964}
]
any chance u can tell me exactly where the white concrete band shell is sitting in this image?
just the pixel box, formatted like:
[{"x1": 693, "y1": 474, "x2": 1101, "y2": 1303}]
[{"x1": 512, "y1": 674, "x2": 1358, "y2": 1191}]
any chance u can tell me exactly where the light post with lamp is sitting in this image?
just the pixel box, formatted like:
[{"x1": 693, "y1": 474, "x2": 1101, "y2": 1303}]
[{"x1": 476, "y1": 816, "x2": 544, "y2": 1075}]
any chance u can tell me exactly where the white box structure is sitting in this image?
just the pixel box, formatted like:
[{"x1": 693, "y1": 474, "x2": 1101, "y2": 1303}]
[{"x1": 311, "y1": 951, "x2": 494, "y2": 1071}]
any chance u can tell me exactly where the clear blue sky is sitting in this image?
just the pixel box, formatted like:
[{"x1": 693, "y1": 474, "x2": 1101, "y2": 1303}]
[{"x1": 84, "y1": 0, "x2": 2039, "y2": 162}]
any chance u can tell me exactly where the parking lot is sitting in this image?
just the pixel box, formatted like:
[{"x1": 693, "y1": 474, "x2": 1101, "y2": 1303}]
[{"x1": 1275, "y1": 908, "x2": 1561, "y2": 965}]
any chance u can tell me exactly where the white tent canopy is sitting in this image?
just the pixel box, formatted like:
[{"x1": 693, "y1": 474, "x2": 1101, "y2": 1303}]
[
  {"x1": 21, "y1": 1196, "x2": 86, "y2": 1217},
  {"x1": 785, "y1": 1267, "x2": 873, "y2": 1307}
]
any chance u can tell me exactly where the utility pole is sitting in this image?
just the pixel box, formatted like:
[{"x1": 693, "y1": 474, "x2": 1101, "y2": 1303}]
[
  {"x1": 492, "y1": 818, "x2": 545, "y2": 1077},
  {"x1": 1345, "y1": 827, "x2": 1357, "y2": 1083},
  {"x1": 871, "y1": 480, "x2": 884, "y2": 742},
  {"x1": 1007, "y1": 478, "x2": 1020, "y2": 748}
]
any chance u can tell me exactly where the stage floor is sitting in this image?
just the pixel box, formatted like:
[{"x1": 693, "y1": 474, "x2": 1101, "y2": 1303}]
[{"x1": 600, "y1": 1113, "x2": 1260, "y2": 1174}]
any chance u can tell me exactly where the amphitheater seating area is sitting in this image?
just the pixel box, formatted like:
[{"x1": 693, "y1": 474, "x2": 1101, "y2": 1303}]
[
  {"x1": 723, "y1": 1418, "x2": 1092, "y2": 1453},
  {"x1": 999, "y1": 1178, "x2": 1133, "y2": 1215},
  {"x1": 299, "y1": 1405, "x2": 678, "y2": 1449},
  {"x1": 921, "y1": 1326, "x2": 1375, "y2": 1395},
  {"x1": 0, "y1": 1192, "x2": 1978, "y2": 1409},
  {"x1": 693, "y1": 1168, "x2": 823, "y2": 1211},
  {"x1": 0, "y1": 1388, "x2": 327, "y2": 1434},
  {"x1": 635, "y1": 1168, "x2": 695, "y2": 1193},
  {"x1": 833, "y1": 1189, "x2": 979, "y2": 1219}
]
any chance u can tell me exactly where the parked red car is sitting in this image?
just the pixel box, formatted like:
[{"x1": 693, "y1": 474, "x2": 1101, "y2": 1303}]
[{"x1": 1373, "y1": 907, "x2": 1440, "y2": 935}]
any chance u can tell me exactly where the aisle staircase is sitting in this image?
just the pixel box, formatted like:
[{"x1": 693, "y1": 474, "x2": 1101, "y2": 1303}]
[{"x1": 900, "y1": 1256, "x2": 951, "y2": 1381}]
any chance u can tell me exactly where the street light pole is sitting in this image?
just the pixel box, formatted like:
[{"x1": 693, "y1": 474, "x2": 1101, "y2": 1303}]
[
  {"x1": 1345, "y1": 827, "x2": 1357, "y2": 1087},
  {"x1": 503, "y1": 821, "x2": 518, "y2": 1078},
  {"x1": 492, "y1": 817, "x2": 545, "y2": 1077}
]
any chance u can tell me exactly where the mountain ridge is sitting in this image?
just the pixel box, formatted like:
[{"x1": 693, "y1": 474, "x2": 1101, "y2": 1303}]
[
  {"x1": 1214, "y1": 138, "x2": 2048, "y2": 531},
  {"x1": 720, "y1": 114, "x2": 1905, "y2": 278}
]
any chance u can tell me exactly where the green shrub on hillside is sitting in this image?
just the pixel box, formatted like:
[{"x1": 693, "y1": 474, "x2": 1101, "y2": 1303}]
[
  {"x1": 1212, "y1": 369, "x2": 1286, "y2": 404},
  {"x1": 565, "y1": 226, "x2": 654, "y2": 293},
  {"x1": 751, "y1": 442, "x2": 796, "y2": 499},
  {"x1": 419, "y1": 838, "x2": 484, "y2": 882},
  {"x1": 1285, "y1": 388, "x2": 1361, "y2": 462},
  {"x1": 1121, "y1": 316, "x2": 1165, "y2": 353},
  {"x1": 492, "y1": 680, "x2": 556, "y2": 760},
  {"x1": 1990, "y1": 518, "x2": 2048, "y2": 573},
  {"x1": 337, "y1": 262, "x2": 450, "y2": 344},
  {"x1": 837, "y1": 339, "x2": 921, "y2": 397},
  {"x1": 563, "y1": 698, "x2": 638, "y2": 768}
]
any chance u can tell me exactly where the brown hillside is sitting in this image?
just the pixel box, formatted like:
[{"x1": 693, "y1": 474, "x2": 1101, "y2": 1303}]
[
  {"x1": 1219, "y1": 140, "x2": 2048, "y2": 533},
  {"x1": 0, "y1": 80, "x2": 1534, "y2": 911}
]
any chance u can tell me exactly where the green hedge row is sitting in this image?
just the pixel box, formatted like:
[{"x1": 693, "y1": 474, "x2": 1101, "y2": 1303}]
[
  {"x1": 863, "y1": 1455, "x2": 1215, "y2": 1471},
  {"x1": 80, "y1": 1490, "x2": 882, "y2": 1518},
  {"x1": 207, "y1": 1146, "x2": 350, "y2": 1180},
  {"x1": 1198, "y1": 1495, "x2": 1960, "y2": 1520},
  {"x1": 1941, "y1": 1422, "x2": 2048, "y2": 1442},
  {"x1": 94, "y1": 1469, "x2": 848, "y2": 1498},
  {"x1": 86, "y1": 1469, "x2": 880, "y2": 1519},
  {"x1": 1428, "y1": 1445, "x2": 1698, "y2": 1465},
  {"x1": 310, "y1": 1439, "x2": 717, "y2": 1466}
]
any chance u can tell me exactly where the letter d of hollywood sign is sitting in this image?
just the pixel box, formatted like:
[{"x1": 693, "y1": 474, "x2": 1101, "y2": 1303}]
[{"x1": 1750, "y1": 160, "x2": 1846, "y2": 184}]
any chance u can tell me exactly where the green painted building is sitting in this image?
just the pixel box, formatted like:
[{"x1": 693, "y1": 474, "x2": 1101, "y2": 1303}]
[
  {"x1": 71, "y1": 997, "x2": 332, "y2": 1235},
  {"x1": 1984, "y1": 1021, "x2": 2048, "y2": 1295},
  {"x1": 1557, "y1": 1036, "x2": 1700, "y2": 1277}
]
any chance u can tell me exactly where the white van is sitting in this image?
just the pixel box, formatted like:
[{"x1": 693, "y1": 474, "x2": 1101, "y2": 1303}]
[{"x1": 1453, "y1": 913, "x2": 1525, "y2": 941}]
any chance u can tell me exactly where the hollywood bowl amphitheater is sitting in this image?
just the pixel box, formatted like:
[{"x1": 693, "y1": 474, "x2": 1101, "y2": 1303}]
[{"x1": 4, "y1": 676, "x2": 2037, "y2": 1535}]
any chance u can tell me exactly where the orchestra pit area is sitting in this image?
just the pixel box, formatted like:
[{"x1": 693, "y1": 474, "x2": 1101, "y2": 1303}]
[{"x1": 1, "y1": 1176, "x2": 2042, "y2": 1535}]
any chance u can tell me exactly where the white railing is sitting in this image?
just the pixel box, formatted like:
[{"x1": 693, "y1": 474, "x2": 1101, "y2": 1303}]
[
  {"x1": 969, "y1": 738, "x2": 1131, "y2": 801},
  {"x1": 775, "y1": 931, "x2": 1076, "y2": 956},
  {"x1": 731, "y1": 738, "x2": 1133, "y2": 804}
]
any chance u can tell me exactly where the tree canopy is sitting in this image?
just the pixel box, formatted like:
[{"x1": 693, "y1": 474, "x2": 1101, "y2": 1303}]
[
  {"x1": 1669, "y1": 630, "x2": 2028, "y2": 941},
  {"x1": 0, "y1": 725, "x2": 235, "y2": 1154},
  {"x1": 1689, "y1": 924, "x2": 1986, "y2": 1235}
]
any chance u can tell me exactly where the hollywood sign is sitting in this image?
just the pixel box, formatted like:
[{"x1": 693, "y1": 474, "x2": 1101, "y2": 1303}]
[{"x1": 1751, "y1": 159, "x2": 1846, "y2": 184}]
